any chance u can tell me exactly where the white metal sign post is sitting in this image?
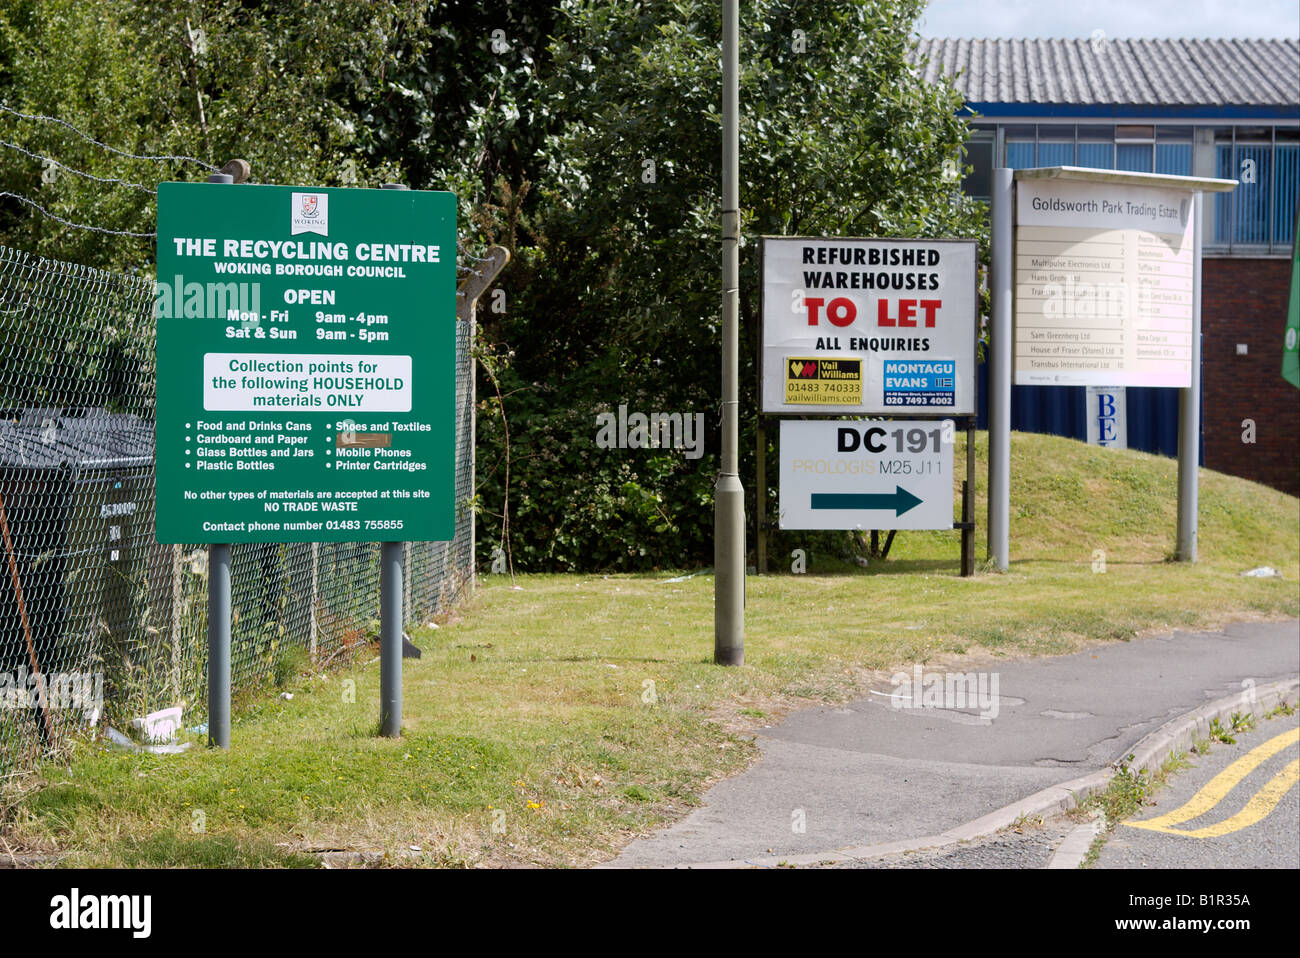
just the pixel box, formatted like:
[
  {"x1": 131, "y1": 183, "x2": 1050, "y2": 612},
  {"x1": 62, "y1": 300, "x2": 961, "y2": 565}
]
[{"x1": 987, "y1": 167, "x2": 1235, "y2": 570}]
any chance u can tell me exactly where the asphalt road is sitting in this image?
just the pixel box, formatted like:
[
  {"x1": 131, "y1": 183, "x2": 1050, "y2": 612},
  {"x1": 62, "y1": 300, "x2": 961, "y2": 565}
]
[
  {"x1": 610, "y1": 619, "x2": 1299, "y2": 868},
  {"x1": 1094, "y1": 710, "x2": 1299, "y2": 870}
]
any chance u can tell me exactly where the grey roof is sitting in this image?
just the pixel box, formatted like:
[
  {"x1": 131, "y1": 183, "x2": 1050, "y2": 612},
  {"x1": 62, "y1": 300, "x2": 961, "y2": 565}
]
[{"x1": 911, "y1": 38, "x2": 1299, "y2": 107}]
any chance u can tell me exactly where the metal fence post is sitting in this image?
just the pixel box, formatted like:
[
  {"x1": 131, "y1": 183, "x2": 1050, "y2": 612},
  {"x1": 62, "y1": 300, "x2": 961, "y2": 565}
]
[
  {"x1": 309, "y1": 541, "x2": 319, "y2": 661},
  {"x1": 456, "y1": 244, "x2": 511, "y2": 593},
  {"x1": 170, "y1": 544, "x2": 182, "y2": 699},
  {"x1": 468, "y1": 298, "x2": 477, "y2": 594}
]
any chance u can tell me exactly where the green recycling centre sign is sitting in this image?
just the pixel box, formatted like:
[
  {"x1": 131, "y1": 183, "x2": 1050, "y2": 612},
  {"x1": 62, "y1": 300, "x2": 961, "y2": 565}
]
[{"x1": 154, "y1": 182, "x2": 458, "y2": 544}]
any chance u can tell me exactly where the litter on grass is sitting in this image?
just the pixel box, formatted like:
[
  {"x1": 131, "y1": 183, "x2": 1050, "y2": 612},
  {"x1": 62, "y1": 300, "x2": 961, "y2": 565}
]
[
  {"x1": 105, "y1": 727, "x2": 192, "y2": 755},
  {"x1": 1241, "y1": 566, "x2": 1281, "y2": 578},
  {"x1": 130, "y1": 706, "x2": 183, "y2": 743},
  {"x1": 658, "y1": 569, "x2": 711, "y2": 584}
]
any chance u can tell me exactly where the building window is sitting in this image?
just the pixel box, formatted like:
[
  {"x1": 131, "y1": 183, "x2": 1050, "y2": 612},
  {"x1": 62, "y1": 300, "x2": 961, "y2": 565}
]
[
  {"x1": 1037, "y1": 126, "x2": 1074, "y2": 167},
  {"x1": 1156, "y1": 126, "x2": 1193, "y2": 176},
  {"x1": 1003, "y1": 125, "x2": 1034, "y2": 169},
  {"x1": 1116, "y1": 124, "x2": 1154, "y2": 172},
  {"x1": 1274, "y1": 129, "x2": 1298, "y2": 251},
  {"x1": 1155, "y1": 143, "x2": 1192, "y2": 176},
  {"x1": 961, "y1": 135, "x2": 994, "y2": 201},
  {"x1": 1116, "y1": 143, "x2": 1153, "y2": 172},
  {"x1": 1077, "y1": 125, "x2": 1114, "y2": 170},
  {"x1": 1214, "y1": 126, "x2": 1296, "y2": 253}
]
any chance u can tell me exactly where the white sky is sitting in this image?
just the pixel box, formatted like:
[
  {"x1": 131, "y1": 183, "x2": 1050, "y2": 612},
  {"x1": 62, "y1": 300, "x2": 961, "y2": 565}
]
[{"x1": 916, "y1": 0, "x2": 1300, "y2": 39}]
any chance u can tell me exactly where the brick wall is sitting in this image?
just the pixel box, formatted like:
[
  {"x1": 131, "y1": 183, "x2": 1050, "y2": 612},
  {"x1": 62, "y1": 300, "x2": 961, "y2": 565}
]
[{"x1": 1202, "y1": 257, "x2": 1299, "y2": 497}]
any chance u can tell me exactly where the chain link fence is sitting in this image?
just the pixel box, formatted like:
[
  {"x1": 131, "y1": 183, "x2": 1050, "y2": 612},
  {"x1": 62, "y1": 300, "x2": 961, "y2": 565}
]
[{"x1": 0, "y1": 244, "x2": 476, "y2": 777}]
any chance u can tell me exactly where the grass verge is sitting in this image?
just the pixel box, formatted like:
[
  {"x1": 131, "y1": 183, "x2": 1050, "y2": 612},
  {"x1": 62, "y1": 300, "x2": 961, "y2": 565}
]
[{"x1": 4, "y1": 431, "x2": 1297, "y2": 867}]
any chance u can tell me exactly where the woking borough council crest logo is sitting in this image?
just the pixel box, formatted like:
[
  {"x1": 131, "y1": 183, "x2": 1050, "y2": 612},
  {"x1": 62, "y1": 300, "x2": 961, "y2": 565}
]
[{"x1": 290, "y1": 191, "x2": 328, "y2": 236}]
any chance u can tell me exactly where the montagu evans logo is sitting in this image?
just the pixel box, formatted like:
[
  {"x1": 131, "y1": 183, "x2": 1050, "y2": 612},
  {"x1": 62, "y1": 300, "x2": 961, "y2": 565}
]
[
  {"x1": 291, "y1": 191, "x2": 328, "y2": 236},
  {"x1": 49, "y1": 888, "x2": 151, "y2": 938}
]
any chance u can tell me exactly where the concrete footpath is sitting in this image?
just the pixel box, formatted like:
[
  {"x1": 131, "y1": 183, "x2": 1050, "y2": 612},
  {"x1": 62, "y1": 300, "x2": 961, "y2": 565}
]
[{"x1": 609, "y1": 619, "x2": 1300, "y2": 868}]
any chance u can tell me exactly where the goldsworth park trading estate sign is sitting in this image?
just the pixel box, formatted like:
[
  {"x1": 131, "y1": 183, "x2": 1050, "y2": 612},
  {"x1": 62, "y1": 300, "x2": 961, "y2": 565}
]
[
  {"x1": 1014, "y1": 177, "x2": 1197, "y2": 388},
  {"x1": 154, "y1": 182, "x2": 457, "y2": 544}
]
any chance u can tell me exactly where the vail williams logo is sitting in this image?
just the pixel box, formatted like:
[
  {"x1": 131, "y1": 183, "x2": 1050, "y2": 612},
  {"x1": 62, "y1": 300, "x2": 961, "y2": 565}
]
[
  {"x1": 290, "y1": 192, "x2": 328, "y2": 236},
  {"x1": 784, "y1": 357, "x2": 862, "y2": 404}
]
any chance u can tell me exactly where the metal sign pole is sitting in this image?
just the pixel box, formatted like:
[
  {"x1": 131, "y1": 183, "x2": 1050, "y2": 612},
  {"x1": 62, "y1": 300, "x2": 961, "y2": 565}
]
[
  {"x1": 1176, "y1": 191, "x2": 1204, "y2": 562},
  {"x1": 755, "y1": 418, "x2": 767, "y2": 574},
  {"x1": 207, "y1": 542, "x2": 231, "y2": 748},
  {"x1": 378, "y1": 182, "x2": 409, "y2": 737},
  {"x1": 988, "y1": 168, "x2": 1013, "y2": 572},
  {"x1": 205, "y1": 169, "x2": 236, "y2": 749},
  {"x1": 755, "y1": 241, "x2": 767, "y2": 578},
  {"x1": 962, "y1": 416, "x2": 976, "y2": 576},
  {"x1": 379, "y1": 539, "x2": 403, "y2": 736},
  {"x1": 715, "y1": 0, "x2": 745, "y2": 665}
]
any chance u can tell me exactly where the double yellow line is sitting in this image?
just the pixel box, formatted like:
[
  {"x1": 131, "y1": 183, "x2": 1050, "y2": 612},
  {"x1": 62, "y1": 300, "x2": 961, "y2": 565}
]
[{"x1": 1123, "y1": 726, "x2": 1298, "y2": 839}]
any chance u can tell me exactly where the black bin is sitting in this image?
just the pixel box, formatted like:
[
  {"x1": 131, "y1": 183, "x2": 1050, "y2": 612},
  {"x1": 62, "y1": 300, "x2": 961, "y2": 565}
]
[{"x1": 0, "y1": 407, "x2": 153, "y2": 732}]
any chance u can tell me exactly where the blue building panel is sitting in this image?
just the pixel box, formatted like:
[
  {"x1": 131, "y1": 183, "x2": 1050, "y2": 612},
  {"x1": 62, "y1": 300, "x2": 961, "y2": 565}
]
[{"x1": 975, "y1": 360, "x2": 1199, "y2": 463}]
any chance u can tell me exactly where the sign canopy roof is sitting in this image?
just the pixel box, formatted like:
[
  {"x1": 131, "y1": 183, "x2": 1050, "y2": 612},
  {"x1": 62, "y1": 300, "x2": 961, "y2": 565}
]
[{"x1": 1014, "y1": 165, "x2": 1238, "y2": 192}]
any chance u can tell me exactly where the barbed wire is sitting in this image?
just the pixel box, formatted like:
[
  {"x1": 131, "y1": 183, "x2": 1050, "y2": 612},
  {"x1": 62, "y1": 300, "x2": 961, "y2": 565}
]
[
  {"x1": 0, "y1": 138, "x2": 158, "y2": 195},
  {"x1": 0, "y1": 103, "x2": 218, "y2": 171},
  {"x1": 457, "y1": 239, "x2": 495, "y2": 263},
  {"x1": 0, "y1": 190, "x2": 156, "y2": 238},
  {"x1": 0, "y1": 155, "x2": 497, "y2": 253}
]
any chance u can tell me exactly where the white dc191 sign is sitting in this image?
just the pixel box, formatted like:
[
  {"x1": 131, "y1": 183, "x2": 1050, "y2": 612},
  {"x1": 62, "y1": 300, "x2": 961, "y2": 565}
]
[{"x1": 779, "y1": 419, "x2": 955, "y2": 530}]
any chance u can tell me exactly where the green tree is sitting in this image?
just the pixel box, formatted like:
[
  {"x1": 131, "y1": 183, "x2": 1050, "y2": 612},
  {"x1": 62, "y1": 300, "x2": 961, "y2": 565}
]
[
  {"x1": 356, "y1": 0, "x2": 562, "y2": 222},
  {"x1": 0, "y1": 0, "x2": 989, "y2": 573},
  {"x1": 474, "y1": 0, "x2": 986, "y2": 571},
  {"x1": 0, "y1": 0, "x2": 422, "y2": 270}
]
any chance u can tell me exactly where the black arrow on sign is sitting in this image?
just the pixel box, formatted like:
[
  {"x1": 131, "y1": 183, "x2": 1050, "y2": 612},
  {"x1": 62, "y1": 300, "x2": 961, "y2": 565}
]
[{"x1": 811, "y1": 486, "x2": 923, "y2": 517}]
